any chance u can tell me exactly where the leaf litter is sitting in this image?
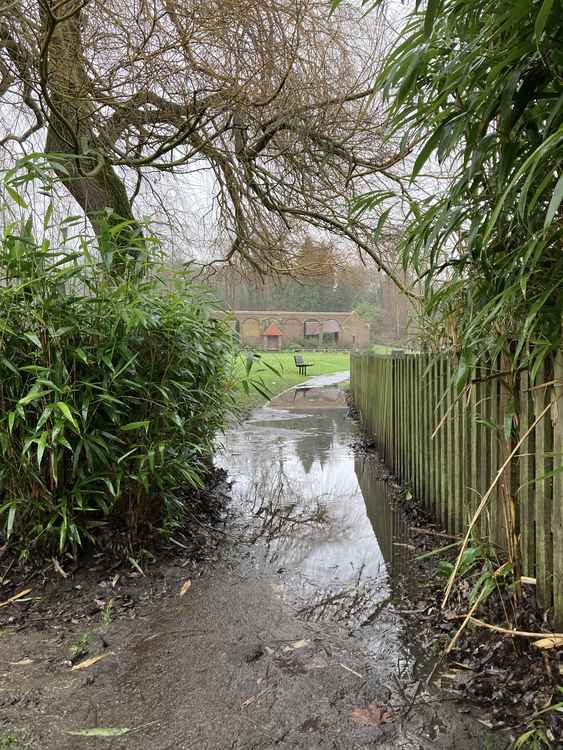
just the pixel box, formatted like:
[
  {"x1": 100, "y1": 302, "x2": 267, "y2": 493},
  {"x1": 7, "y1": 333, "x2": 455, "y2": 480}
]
[{"x1": 351, "y1": 703, "x2": 394, "y2": 727}]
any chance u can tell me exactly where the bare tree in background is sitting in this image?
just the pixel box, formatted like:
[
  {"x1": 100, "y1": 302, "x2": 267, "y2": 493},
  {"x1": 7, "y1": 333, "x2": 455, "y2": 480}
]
[{"x1": 0, "y1": 0, "x2": 407, "y2": 282}]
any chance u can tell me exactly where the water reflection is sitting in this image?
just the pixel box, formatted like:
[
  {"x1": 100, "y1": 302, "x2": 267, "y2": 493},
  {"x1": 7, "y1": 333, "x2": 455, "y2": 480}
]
[
  {"x1": 356, "y1": 455, "x2": 413, "y2": 583},
  {"x1": 216, "y1": 379, "x2": 504, "y2": 749},
  {"x1": 272, "y1": 383, "x2": 346, "y2": 409},
  {"x1": 218, "y1": 393, "x2": 412, "y2": 624}
]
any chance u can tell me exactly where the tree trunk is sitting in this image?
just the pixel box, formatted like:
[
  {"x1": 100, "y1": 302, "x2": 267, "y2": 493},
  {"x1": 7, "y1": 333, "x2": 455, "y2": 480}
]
[{"x1": 41, "y1": 2, "x2": 142, "y2": 271}]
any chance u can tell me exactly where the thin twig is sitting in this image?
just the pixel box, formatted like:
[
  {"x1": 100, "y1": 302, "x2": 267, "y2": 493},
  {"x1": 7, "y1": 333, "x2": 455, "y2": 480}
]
[
  {"x1": 410, "y1": 527, "x2": 461, "y2": 541},
  {"x1": 467, "y1": 617, "x2": 563, "y2": 640}
]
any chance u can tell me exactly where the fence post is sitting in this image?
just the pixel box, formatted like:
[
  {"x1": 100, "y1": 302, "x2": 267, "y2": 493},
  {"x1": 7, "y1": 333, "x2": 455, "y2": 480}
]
[
  {"x1": 488, "y1": 358, "x2": 501, "y2": 548},
  {"x1": 414, "y1": 355, "x2": 420, "y2": 494},
  {"x1": 409, "y1": 355, "x2": 415, "y2": 487},
  {"x1": 468, "y1": 359, "x2": 479, "y2": 535},
  {"x1": 389, "y1": 357, "x2": 399, "y2": 474},
  {"x1": 422, "y1": 354, "x2": 430, "y2": 505},
  {"x1": 401, "y1": 355, "x2": 407, "y2": 483},
  {"x1": 533, "y1": 361, "x2": 553, "y2": 609},
  {"x1": 452, "y1": 354, "x2": 463, "y2": 534},
  {"x1": 432, "y1": 355, "x2": 440, "y2": 520},
  {"x1": 518, "y1": 364, "x2": 535, "y2": 577},
  {"x1": 552, "y1": 351, "x2": 563, "y2": 628}
]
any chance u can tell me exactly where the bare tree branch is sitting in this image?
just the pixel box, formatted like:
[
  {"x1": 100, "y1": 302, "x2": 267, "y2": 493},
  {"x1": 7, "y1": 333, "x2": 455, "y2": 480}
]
[{"x1": 0, "y1": 0, "x2": 408, "y2": 280}]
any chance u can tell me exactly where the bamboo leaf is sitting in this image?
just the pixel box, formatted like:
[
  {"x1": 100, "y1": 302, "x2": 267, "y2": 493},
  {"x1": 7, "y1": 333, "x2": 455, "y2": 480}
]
[
  {"x1": 43, "y1": 202, "x2": 54, "y2": 230},
  {"x1": 23, "y1": 332, "x2": 42, "y2": 348},
  {"x1": 544, "y1": 172, "x2": 563, "y2": 229},
  {"x1": 535, "y1": 0, "x2": 554, "y2": 39},
  {"x1": 6, "y1": 185, "x2": 28, "y2": 209},
  {"x1": 55, "y1": 401, "x2": 78, "y2": 428},
  {"x1": 37, "y1": 431, "x2": 48, "y2": 468},
  {"x1": 423, "y1": 0, "x2": 441, "y2": 36},
  {"x1": 120, "y1": 420, "x2": 150, "y2": 431},
  {"x1": 71, "y1": 652, "x2": 114, "y2": 671},
  {"x1": 18, "y1": 389, "x2": 51, "y2": 405}
]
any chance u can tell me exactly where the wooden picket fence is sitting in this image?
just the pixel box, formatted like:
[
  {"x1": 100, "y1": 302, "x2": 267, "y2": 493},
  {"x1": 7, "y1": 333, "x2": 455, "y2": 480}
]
[{"x1": 351, "y1": 351, "x2": 563, "y2": 628}]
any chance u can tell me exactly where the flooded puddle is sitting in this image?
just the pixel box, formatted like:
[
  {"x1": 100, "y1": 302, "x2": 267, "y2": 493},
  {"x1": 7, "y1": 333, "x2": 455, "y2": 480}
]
[
  {"x1": 218, "y1": 372, "x2": 505, "y2": 748},
  {"x1": 219, "y1": 372, "x2": 410, "y2": 633}
]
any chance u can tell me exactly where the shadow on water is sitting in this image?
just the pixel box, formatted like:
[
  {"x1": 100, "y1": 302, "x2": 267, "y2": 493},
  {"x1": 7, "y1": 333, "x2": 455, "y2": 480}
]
[{"x1": 217, "y1": 373, "x2": 505, "y2": 748}]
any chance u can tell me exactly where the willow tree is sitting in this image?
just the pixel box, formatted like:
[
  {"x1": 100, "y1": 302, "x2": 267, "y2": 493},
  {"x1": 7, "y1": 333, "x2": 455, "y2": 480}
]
[{"x1": 0, "y1": 0, "x2": 407, "y2": 281}]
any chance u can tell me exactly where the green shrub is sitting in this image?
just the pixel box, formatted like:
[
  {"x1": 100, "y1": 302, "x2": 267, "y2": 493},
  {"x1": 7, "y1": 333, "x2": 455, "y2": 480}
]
[{"x1": 0, "y1": 190, "x2": 235, "y2": 554}]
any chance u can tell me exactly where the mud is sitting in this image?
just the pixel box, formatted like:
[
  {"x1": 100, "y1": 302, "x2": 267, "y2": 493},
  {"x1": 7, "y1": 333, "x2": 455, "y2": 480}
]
[{"x1": 1, "y1": 374, "x2": 511, "y2": 749}]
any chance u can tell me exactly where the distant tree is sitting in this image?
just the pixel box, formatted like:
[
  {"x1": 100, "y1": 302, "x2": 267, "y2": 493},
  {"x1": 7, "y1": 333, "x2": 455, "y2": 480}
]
[
  {"x1": 354, "y1": 301, "x2": 381, "y2": 325},
  {"x1": 208, "y1": 234, "x2": 384, "y2": 312}
]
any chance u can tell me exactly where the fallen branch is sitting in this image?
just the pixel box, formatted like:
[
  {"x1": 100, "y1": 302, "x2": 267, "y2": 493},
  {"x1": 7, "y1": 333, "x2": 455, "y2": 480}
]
[
  {"x1": 468, "y1": 617, "x2": 563, "y2": 640},
  {"x1": 410, "y1": 527, "x2": 462, "y2": 541},
  {"x1": 0, "y1": 588, "x2": 32, "y2": 608}
]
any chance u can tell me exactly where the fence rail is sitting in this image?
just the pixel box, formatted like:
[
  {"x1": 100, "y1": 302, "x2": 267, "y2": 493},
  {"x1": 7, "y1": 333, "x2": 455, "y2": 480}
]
[{"x1": 351, "y1": 352, "x2": 563, "y2": 628}]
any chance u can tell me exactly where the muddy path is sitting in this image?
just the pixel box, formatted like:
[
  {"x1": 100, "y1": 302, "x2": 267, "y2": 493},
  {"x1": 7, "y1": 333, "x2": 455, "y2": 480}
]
[{"x1": 1, "y1": 374, "x2": 508, "y2": 749}]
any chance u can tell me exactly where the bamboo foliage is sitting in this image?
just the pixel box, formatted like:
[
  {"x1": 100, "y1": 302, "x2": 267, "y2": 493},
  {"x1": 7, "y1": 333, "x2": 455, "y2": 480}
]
[
  {"x1": 332, "y1": 0, "x2": 563, "y2": 411},
  {"x1": 351, "y1": 352, "x2": 563, "y2": 628}
]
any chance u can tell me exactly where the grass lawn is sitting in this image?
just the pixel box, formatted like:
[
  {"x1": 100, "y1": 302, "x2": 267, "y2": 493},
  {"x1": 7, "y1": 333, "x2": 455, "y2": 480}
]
[{"x1": 233, "y1": 350, "x2": 350, "y2": 411}]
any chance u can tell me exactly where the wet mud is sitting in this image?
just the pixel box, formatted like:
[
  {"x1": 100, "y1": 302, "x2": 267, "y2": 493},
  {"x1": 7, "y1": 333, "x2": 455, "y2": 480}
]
[{"x1": 1, "y1": 373, "x2": 510, "y2": 749}]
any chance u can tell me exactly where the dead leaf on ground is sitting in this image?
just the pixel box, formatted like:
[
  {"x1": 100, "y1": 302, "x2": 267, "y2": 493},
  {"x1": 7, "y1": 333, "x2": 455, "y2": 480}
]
[
  {"x1": 11, "y1": 658, "x2": 33, "y2": 666},
  {"x1": 283, "y1": 639, "x2": 309, "y2": 652},
  {"x1": 241, "y1": 687, "x2": 271, "y2": 708},
  {"x1": 52, "y1": 557, "x2": 68, "y2": 578},
  {"x1": 351, "y1": 703, "x2": 394, "y2": 727},
  {"x1": 179, "y1": 580, "x2": 192, "y2": 597},
  {"x1": 128, "y1": 556, "x2": 145, "y2": 576},
  {"x1": 533, "y1": 635, "x2": 563, "y2": 650},
  {"x1": 340, "y1": 663, "x2": 364, "y2": 679},
  {"x1": 0, "y1": 588, "x2": 32, "y2": 608},
  {"x1": 71, "y1": 652, "x2": 114, "y2": 671},
  {"x1": 65, "y1": 728, "x2": 132, "y2": 737},
  {"x1": 64, "y1": 721, "x2": 158, "y2": 737},
  {"x1": 290, "y1": 639, "x2": 309, "y2": 650}
]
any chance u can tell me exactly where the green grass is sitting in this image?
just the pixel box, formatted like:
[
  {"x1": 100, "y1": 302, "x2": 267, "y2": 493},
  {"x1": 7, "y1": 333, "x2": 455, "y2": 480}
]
[{"x1": 234, "y1": 351, "x2": 350, "y2": 410}]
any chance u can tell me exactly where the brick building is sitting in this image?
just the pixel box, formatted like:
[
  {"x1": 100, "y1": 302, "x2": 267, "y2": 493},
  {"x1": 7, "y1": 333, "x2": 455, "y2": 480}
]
[{"x1": 232, "y1": 310, "x2": 369, "y2": 350}]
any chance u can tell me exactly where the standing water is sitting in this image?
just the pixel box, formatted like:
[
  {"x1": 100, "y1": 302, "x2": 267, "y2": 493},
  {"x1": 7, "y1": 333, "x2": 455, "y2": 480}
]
[{"x1": 217, "y1": 371, "x2": 506, "y2": 749}]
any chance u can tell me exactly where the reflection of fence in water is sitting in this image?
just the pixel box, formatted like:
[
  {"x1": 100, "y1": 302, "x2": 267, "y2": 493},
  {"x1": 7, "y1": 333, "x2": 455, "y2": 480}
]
[{"x1": 355, "y1": 455, "x2": 412, "y2": 583}]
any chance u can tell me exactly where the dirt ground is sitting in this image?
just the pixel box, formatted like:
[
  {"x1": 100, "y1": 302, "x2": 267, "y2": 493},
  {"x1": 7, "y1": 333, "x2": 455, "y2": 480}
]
[{"x1": 1, "y1": 531, "x2": 508, "y2": 750}]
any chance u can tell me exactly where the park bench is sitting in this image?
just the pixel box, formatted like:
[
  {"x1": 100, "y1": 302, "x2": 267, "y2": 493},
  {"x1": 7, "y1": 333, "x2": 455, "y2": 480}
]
[{"x1": 294, "y1": 353, "x2": 313, "y2": 376}]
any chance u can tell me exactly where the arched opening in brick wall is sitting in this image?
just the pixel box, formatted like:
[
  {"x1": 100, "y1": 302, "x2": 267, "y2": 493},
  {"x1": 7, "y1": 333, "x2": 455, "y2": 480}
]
[{"x1": 322, "y1": 319, "x2": 341, "y2": 345}]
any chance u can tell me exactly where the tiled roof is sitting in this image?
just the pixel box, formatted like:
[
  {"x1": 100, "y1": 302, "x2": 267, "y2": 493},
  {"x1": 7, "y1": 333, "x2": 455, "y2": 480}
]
[{"x1": 263, "y1": 322, "x2": 283, "y2": 336}]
